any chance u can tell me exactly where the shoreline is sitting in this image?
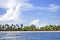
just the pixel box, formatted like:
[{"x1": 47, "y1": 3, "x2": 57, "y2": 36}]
[{"x1": 0, "y1": 31, "x2": 60, "y2": 33}]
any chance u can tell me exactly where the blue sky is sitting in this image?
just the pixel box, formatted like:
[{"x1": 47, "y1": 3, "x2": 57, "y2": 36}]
[{"x1": 0, "y1": 0, "x2": 60, "y2": 27}]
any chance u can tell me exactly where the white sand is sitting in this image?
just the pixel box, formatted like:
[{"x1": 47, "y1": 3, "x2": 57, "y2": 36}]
[{"x1": 0, "y1": 31, "x2": 60, "y2": 33}]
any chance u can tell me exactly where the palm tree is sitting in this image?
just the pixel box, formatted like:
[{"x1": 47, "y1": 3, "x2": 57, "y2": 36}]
[
  {"x1": 2, "y1": 25, "x2": 5, "y2": 31},
  {"x1": 11, "y1": 24, "x2": 14, "y2": 31},
  {"x1": 14, "y1": 24, "x2": 16, "y2": 31},
  {"x1": 20, "y1": 24, "x2": 23, "y2": 31},
  {"x1": 16, "y1": 24, "x2": 19, "y2": 31},
  {"x1": 21, "y1": 24, "x2": 23, "y2": 28},
  {"x1": 5, "y1": 24, "x2": 9, "y2": 31},
  {"x1": 0, "y1": 24, "x2": 2, "y2": 31}
]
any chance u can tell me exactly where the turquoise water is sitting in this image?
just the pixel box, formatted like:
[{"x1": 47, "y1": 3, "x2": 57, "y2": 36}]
[{"x1": 0, "y1": 32, "x2": 60, "y2": 40}]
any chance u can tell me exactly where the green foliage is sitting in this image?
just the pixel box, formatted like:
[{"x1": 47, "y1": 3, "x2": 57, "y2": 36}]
[
  {"x1": 29, "y1": 24, "x2": 36, "y2": 31},
  {"x1": 0, "y1": 24, "x2": 60, "y2": 31}
]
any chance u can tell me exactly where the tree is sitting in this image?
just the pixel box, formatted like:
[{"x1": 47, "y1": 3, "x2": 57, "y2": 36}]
[
  {"x1": 23, "y1": 26, "x2": 29, "y2": 31},
  {"x1": 30, "y1": 24, "x2": 36, "y2": 31},
  {"x1": 11, "y1": 24, "x2": 15, "y2": 31},
  {"x1": 0, "y1": 24, "x2": 2, "y2": 31},
  {"x1": 1, "y1": 25, "x2": 5, "y2": 31},
  {"x1": 57, "y1": 25, "x2": 60, "y2": 31},
  {"x1": 16, "y1": 24, "x2": 20, "y2": 31},
  {"x1": 5, "y1": 24, "x2": 10, "y2": 31},
  {"x1": 20, "y1": 24, "x2": 23, "y2": 31}
]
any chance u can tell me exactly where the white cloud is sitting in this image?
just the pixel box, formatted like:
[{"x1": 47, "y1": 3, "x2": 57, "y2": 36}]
[
  {"x1": 0, "y1": 0, "x2": 31, "y2": 24},
  {"x1": 39, "y1": 23, "x2": 48, "y2": 27},
  {"x1": 36, "y1": 4, "x2": 60, "y2": 12},
  {"x1": 21, "y1": 3, "x2": 34, "y2": 10},
  {"x1": 30, "y1": 19, "x2": 40, "y2": 27},
  {"x1": 0, "y1": 0, "x2": 22, "y2": 22},
  {"x1": 48, "y1": 4, "x2": 60, "y2": 12},
  {"x1": 0, "y1": 0, "x2": 8, "y2": 8},
  {"x1": 0, "y1": 0, "x2": 29, "y2": 8},
  {"x1": 21, "y1": 3, "x2": 60, "y2": 12},
  {"x1": 30, "y1": 19, "x2": 49, "y2": 27},
  {"x1": 0, "y1": 0, "x2": 34, "y2": 24}
]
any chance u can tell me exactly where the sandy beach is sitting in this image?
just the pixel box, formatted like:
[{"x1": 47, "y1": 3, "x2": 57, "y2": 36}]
[{"x1": 0, "y1": 31, "x2": 60, "y2": 33}]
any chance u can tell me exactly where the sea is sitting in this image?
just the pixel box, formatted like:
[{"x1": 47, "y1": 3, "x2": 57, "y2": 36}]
[{"x1": 0, "y1": 31, "x2": 60, "y2": 40}]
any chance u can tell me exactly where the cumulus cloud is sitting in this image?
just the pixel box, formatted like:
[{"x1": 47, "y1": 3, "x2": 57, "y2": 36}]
[
  {"x1": 0, "y1": 0, "x2": 8, "y2": 8},
  {"x1": 0, "y1": 0, "x2": 30, "y2": 8},
  {"x1": 0, "y1": 0, "x2": 31, "y2": 23},
  {"x1": 30, "y1": 19, "x2": 40, "y2": 26},
  {"x1": 30, "y1": 19, "x2": 48, "y2": 27},
  {"x1": 0, "y1": 0, "x2": 21, "y2": 22}
]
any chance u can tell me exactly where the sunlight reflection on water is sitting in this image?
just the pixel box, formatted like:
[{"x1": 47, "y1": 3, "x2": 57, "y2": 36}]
[
  {"x1": 0, "y1": 32, "x2": 18, "y2": 40},
  {"x1": 0, "y1": 32, "x2": 60, "y2": 40}
]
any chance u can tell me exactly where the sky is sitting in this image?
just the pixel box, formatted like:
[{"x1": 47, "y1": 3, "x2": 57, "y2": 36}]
[{"x1": 0, "y1": 0, "x2": 60, "y2": 27}]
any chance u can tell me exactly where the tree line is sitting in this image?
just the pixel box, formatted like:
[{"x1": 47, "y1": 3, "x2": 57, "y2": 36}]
[{"x1": 0, "y1": 24, "x2": 60, "y2": 31}]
